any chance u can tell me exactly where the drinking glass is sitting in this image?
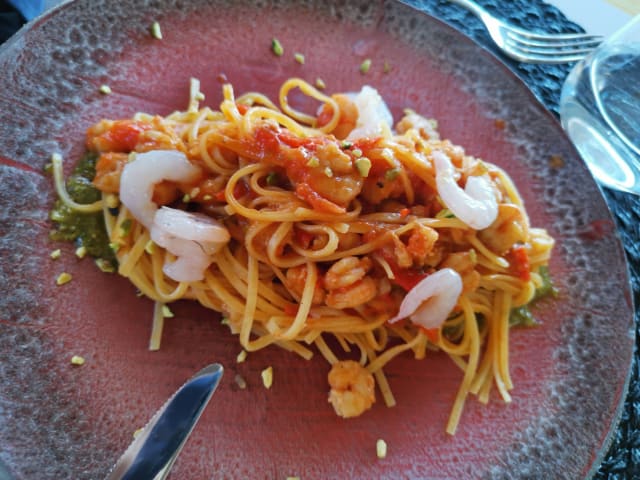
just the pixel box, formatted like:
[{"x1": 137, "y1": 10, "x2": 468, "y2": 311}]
[{"x1": 560, "y1": 15, "x2": 640, "y2": 194}]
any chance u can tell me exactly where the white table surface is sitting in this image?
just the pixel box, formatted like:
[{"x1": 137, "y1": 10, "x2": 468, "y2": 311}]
[{"x1": 545, "y1": 0, "x2": 636, "y2": 36}]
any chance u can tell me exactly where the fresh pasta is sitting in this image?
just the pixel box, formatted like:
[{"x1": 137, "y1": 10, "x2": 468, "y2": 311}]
[{"x1": 53, "y1": 77, "x2": 554, "y2": 434}]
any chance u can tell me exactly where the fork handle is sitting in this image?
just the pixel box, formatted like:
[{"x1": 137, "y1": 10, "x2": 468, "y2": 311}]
[{"x1": 447, "y1": 0, "x2": 491, "y2": 21}]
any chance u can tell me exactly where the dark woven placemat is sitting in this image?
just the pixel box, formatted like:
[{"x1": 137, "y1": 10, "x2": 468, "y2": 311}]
[{"x1": 409, "y1": 0, "x2": 639, "y2": 478}]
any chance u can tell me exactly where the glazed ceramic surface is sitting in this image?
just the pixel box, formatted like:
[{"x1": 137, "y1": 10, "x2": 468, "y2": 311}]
[{"x1": 0, "y1": 1, "x2": 633, "y2": 478}]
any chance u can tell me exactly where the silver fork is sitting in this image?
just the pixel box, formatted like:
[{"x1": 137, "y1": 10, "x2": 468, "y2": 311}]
[{"x1": 448, "y1": 0, "x2": 603, "y2": 63}]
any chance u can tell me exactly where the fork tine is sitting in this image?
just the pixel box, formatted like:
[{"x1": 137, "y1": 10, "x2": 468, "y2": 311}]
[
  {"x1": 508, "y1": 30, "x2": 603, "y2": 42},
  {"x1": 502, "y1": 48, "x2": 594, "y2": 64},
  {"x1": 505, "y1": 31, "x2": 603, "y2": 49}
]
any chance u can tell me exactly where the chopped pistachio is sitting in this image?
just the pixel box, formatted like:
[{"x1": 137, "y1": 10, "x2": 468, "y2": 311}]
[
  {"x1": 220, "y1": 317, "x2": 229, "y2": 325},
  {"x1": 383, "y1": 61, "x2": 392, "y2": 73},
  {"x1": 144, "y1": 240, "x2": 155, "y2": 254},
  {"x1": 70, "y1": 355, "x2": 85, "y2": 366},
  {"x1": 355, "y1": 157, "x2": 372, "y2": 177},
  {"x1": 323, "y1": 166, "x2": 333, "y2": 178},
  {"x1": 376, "y1": 439, "x2": 387, "y2": 459},
  {"x1": 99, "y1": 84, "x2": 112, "y2": 95},
  {"x1": 182, "y1": 193, "x2": 191, "y2": 203},
  {"x1": 56, "y1": 272, "x2": 72, "y2": 286},
  {"x1": 95, "y1": 258, "x2": 116, "y2": 273},
  {"x1": 315, "y1": 77, "x2": 326, "y2": 89},
  {"x1": 162, "y1": 305, "x2": 174, "y2": 318},
  {"x1": 150, "y1": 21, "x2": 162, "y2": 40},
  {"x1": 435, "y1": 208, "x2": 455, "y2": 219},
  {"x1": 294, "y1": 52, "x2": 305, "y2": 64},
  {"x1": 133, "y1": 427, "x2": 144, "y2": 439},
  {"x1": 306, "y1": 156, "x2": 320, "y2": 168},
  {"x1": 43, "y1": 162, "x2": 53, "y2": 174},
  {"x1": 234, "y1": 374, "x2": 247, "y2": 390},
  {"x1": 351, "y1": 148, "x2": 363, "y2": 158},
  {"x1": 469, "y1": 248, "x2": 478, "y2": 264},
  {"x1": 237, "y1": 349, "x2": 247, "y2": 363},
  {"x1": 119, "y1": 219, "x2": 132, "y2": 237},
  {"x1": 286, "y1": 477, "x2": 301, "y2": 480},
  {"x1": 194, "y1": 91, "x2": 205, "y2": 101},
  {"x1": 109, "y1": 242, "x2": 121, "y2": 253},
  {"x1": 271, "y1": 38, "x2": 284, "y2": 56},
  {"x1": 190, "y1": 187, "x2": 201, "y2": 198},
  {"x1": 261, "y1": 366, "x2": 273, "y2": 389},
  {"x1": 266, "y1": 172, "x2": 279, "y2": 185},
  {"x1": 105, "y1": 194, "x2": 120, "y2": 209},
  {"x1": 340, "y1": 140, "x2": 353, "y2": 150},
  {"x1": 50, "y1": 249, "x2": 62, "y2": 260},
  {"x1": 75, "y1": 246, "x2": 87, "y2": 259},
  {"x1": 202, "y1": 194, "x2": 213, "y2": 201},
  {"x1": 359, "y1": 58, "x2": 372, "y2": 74},
  {"x1": 384, "y1": 168, "x2": 400, "y2": 181}
]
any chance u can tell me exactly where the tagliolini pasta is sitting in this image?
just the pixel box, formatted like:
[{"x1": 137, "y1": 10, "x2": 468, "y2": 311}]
[{"x1": 53, "y1": 78, "x2": 554, "y2": 434}]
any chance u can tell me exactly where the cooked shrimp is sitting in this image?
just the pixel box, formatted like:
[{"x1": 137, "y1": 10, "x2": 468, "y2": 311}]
[
  {"x1": 285, "y1": 264, "x2": 325, "y2": 305},
  {"x1": 328, "y1": 360, "x2": 375, "y2": 418},
  {"x1": 325, "y1": 277, "x2": 377, "y2": 309},
  {"x1": 120, "y1": 150, "x2": 202, "y2": 227},
  {"x1": 346, "y1": 86, "x2": 393, "y2": 141},
  {"x1": 395, "y1": 110, "x2": 440, "y2": 140},
  {"x1": 151, "y1": 207, "x2": 230, "y2": 282},
  {"x1": 433, "y1": 150, "x2": 498, "y2": 230},
  {"x1": 324, "y1": 256, "x2": 372, "y2": 290},
  {"x1": 477, "y1": 203, "x2": 529, "y2": 255},
  {"x1": 440, "y1": 252, "x2": 480, "y2": 294},
  {"x1": 388, "y1": 268, "x2": 462, "y2": 330}
]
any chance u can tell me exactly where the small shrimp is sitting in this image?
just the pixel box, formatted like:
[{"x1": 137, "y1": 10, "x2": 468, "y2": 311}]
[
  {"x1": 395, "y1": 110, "x2": 440, "y2": 140},
  {"x1": 440, "y1": 252, "x2": 480, "y2": 294},
  {"x1": 328, "y1": 360, "x2": 375, "y2": 418},
  {"x1": 433, "y1": 150, "x2": 498, "y2": 230},
  {"x1": 388, "y1": 268, "x2": 462, "y2": 330},
  {"x1": 346, "y1": 86, "x2": 393, "y2": 141},
  {"x1": 406, "y1": 224, "x2": 439, "y2": 266},
  {"x1": 324, "y1": 256, "x2": 372, "y2": 290},
  {"x1": 285, "y1": 264, "x2": 325, "y2": 305},
  {"x1": 477, "y1": 203, "x2": 529, "y2": 255},
  {"x1": 120, "y1": 150, "x2": 202, "y2": 227},
  {"x1": 325, "y1": 277, "x2": 377, "y2": 309},
  {"x1": 150, "y1": 206, "x2": 230, "y2": 282}
]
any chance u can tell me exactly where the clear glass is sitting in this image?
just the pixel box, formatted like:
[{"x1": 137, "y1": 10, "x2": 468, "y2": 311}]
[{"x1": 560, "y1": 15, "x2": 640, "y2": 194}]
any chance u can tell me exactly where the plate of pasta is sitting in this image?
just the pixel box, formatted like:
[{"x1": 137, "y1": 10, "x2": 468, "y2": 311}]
[{"x1": 0, "y1": 0, "x2": 633, "y2": 479}]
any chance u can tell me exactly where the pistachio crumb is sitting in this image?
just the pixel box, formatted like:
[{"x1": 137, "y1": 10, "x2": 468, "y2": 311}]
[
  {"x1": 294, "y1": 52, "x2": 305, "y2": 64},
  {"x1": 261, "y1": 366, "x2": 273, "y2": 389},
  {"x1": 162, "y1": 305, "x2": 174, "y2": 318},
  {"x1": 237, "y1": 350, "x2": 247, "y2": 363},
  {"x1": 75, "y1": 246, "x2": 87, "y2": 259},
  {"x1": 150, "y1": 21, "x2": 163, "y2": 40},
  {"x1": 105, "y1": 194, "x2": 120, "y2": 209},
  {"x1": 194, "y1": 92, "x2": 205, "y2": 102},
  {"x1": 99, "y1": 84, "x2": 112, "y2": 95},
  {"x1": 385, "y1": 168, "x2": 400, "y2": 181},
  {"x1": 133, "y1": 427, "x2": 144, "y2": 438},
  {"x1": 234, "y1": 373, "x2": 247, "y2": 390},
  {"x1": 323, "y1": 166, "x2": 333, "y2": 178},
  {"x1": 355, "y1": 157, "x2": 372, "y2": 177},
  {"x1": 271, "y1": 38, "x2": 284, "y2": 56},
  {"x1": 70, "y1": 355, "x2": 85, "y2": 366},
  {"x1": 351, "y1": 148, "x2": 363, "y2": 158},
  {"x1": 56, "y1": 272, "x2": 72, "y2": 286},
  {"x1": 95, "y1": 258, "x2": 116, "y2": 273},
  {"x1": 144, "y1": 240, "x2": 155, "y2": 254},
  {"x1": 50, "y1": 249, "x2": 62, "y2": 260},
  {"x1": 376, "y1": 438, "x2": 387, "y2": 459},
  {"x1": 383, "y1": 61, "x2": 392, "y2": 73},
  {"x1": 306, "y1": 156, "x2": 320, "y2": 168},
  {"x1": 315, "y1": 77, "x2": 326, "y2": 89},
  {"x1": 359, "y1": 58, "x2": 372, "y2": 74}
]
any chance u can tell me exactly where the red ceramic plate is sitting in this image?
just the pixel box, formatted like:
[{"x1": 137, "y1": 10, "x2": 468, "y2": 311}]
[{"x1": 0, "y1": 1, "x2": 634, "y2": 479}]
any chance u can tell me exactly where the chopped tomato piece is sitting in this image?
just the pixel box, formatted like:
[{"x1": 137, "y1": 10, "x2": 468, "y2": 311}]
[
  {"x1": 507, "y1": 244, "x2": 531, "y2": 281},
  {"x1": 87, "y1": 120, "x2": 152, "y2": 153}
]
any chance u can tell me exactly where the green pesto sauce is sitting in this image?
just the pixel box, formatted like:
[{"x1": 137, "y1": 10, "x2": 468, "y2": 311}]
[
  {"x1": 509, "y1": 265, "x2": 557, "y2": 327},
  {"x1": 49, "y1": 152, "x2": 117, "y2": 265}
]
